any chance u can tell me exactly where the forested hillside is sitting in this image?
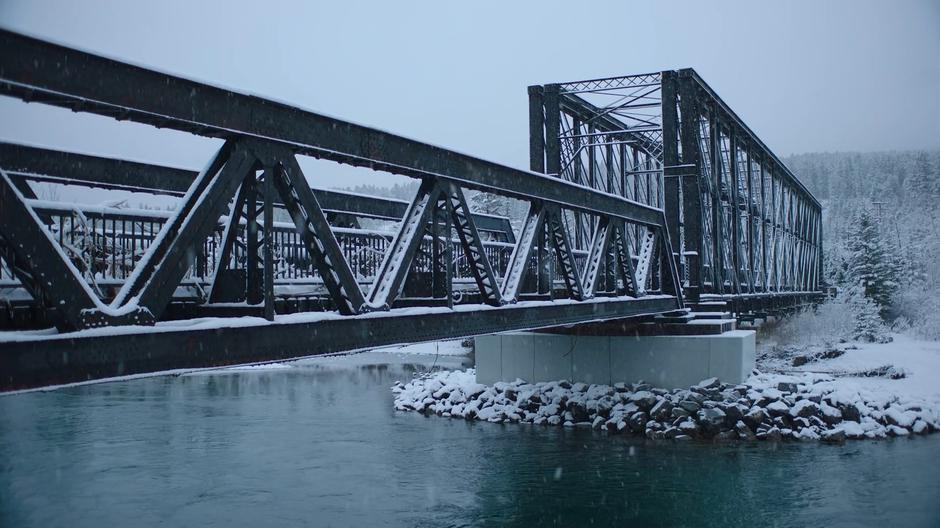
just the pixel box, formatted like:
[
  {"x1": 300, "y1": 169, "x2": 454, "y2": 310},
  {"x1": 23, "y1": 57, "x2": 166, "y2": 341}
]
[{"x1": 785, "y1": 151, "x2": 940, "y2": 339}]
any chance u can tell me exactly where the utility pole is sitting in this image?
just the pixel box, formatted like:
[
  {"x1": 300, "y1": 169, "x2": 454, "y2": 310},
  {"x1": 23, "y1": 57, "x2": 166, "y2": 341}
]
[{"x1": 872, "y1": 201, "x2": 886, "y2": 225}]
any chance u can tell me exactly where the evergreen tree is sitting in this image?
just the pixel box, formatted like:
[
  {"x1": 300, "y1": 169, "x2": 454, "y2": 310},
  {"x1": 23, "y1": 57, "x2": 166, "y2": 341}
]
[
  {"x1": 469, "y1": 191, "x2": 509, "y2": 217},
  {"x1": 844, "y1": 209, "x2": 898, "y2": 319},
  {"x1": 846, "y1": 285, "x2": 888, "y2": 342},
  {"x1": 905, "y1": 152, "x2": 938, "y2": 210}
]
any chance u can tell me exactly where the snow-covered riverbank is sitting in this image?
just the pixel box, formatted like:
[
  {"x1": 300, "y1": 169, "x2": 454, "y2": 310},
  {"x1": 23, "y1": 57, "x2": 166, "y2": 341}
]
[
  {"x1": 392, "y1": 334, "x2": 940, "y2": 443},
  {"x1": 760, "y1": 333, "x2": 940, "y2": 399}
]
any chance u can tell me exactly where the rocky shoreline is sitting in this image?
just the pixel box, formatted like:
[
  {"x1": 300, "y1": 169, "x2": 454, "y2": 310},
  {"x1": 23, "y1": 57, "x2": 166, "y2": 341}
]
[{"x1": 392, "y1": 369, "x2": 940, "y2": 442}]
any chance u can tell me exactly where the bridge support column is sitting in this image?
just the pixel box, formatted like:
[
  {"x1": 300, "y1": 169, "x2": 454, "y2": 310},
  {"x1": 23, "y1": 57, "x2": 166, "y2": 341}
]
[{"x1": 475, "y1": 328, "x2": 754, "y2": 389}]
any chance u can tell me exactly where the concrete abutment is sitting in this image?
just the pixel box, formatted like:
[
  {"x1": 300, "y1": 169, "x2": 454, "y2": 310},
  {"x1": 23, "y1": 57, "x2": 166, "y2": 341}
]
[{"x1": 474, "y1": 329, "x2": 755, "y2": 389}]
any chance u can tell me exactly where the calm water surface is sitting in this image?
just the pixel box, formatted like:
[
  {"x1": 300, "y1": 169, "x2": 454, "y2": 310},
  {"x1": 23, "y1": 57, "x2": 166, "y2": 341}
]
[{"x1": 1, "y1": 352, "x2": 938, "y2": 527}]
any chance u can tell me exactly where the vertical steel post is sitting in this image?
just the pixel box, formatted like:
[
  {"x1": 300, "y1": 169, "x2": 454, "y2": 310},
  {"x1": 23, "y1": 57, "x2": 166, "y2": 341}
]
[
  {"x1": 619, "y1": 143, "x2": 627, "y2": 199},
  {"x1": 530, "y1": 84, "x2": 553, "y2": 298},
  {"x1": 709, "y1": 107, "x2": 724, "y2": 294},
  {"x1": 605, "y1": 142, "x2": 614, "y2": 195},
  {"x1": 759, "y1": 159, "x2": 769, "y2": 293},
  {"x1": 677, "y1": 71, "x2": 703, "y2": 300},
  {"x1": 744, "y1": 148, "x2": 756, "y2": 294},
  {"x1": 728, "y1": 131, "x2": 742, "y2": 295},
  {"x1": 661, "y1": 71, "x2": 682, "y2": 280},
  {"x1": 572, "y1": 116, "x2": 584, "y2": 248},
  {"x1": 430, "y1": 193, "x2": 452, "y2": 306},
  {"x1": 816, "y1": 209, "x2": 823, "y2": 291},
  {"x1": 527, "y1": 85, "x2": 545, "y2": 174},
  {"x1": 262, "y1": 165, "x2": 275, "y2": 321},
  {"x1": 245, "y1": 171, "x2": 261, "y2": 305},
  {"x1": 538, "y1": 227, "x2": 552, "y2": 297},
  {"x1": 587, "y1": 123, "x2": 596, "y2": 189},
  {"x1": 543, "y1": 84, "x2": 561, "y2": 177}
]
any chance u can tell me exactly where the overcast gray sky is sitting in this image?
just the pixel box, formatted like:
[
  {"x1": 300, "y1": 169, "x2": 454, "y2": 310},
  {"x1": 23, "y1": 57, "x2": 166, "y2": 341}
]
[{"x1": 1, "y1": 0, "x2": 938, "y2": 189}]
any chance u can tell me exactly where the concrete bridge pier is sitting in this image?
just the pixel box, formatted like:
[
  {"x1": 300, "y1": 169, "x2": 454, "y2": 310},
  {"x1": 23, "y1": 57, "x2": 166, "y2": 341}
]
[{"x1": 474, "y1": 318, "x2": 755, "y2": 389}]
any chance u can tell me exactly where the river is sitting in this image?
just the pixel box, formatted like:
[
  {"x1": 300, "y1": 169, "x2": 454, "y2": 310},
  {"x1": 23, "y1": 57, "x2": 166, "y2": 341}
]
[{"x1": 1, "y1": 352, "x2": 938, "y2": 527}]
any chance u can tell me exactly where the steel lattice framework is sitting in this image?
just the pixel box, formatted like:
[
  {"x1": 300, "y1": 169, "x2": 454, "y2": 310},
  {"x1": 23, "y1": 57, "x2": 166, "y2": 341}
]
[
  {"x1": 0, "y1": 30, "x2": 688, "y2": 390},
  {"x1": 529, "y1": 69, "x2": 823, "y2": 312}
]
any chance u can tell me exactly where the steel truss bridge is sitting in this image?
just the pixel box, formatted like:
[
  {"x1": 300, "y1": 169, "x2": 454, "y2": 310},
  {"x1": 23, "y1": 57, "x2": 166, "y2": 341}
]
[{"x1": 0, "y1": 30, "x2": 821, "y2": 390}]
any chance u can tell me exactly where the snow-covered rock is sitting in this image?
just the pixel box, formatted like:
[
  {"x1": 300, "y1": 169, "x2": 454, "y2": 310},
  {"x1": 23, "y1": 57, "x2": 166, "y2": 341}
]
[{"x1": 392, "y1": 368, "x2": 940, "y2": 443}]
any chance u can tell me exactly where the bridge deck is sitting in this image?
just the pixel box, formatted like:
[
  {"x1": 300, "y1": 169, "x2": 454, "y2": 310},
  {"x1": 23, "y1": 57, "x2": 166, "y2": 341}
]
[{"x1": 0, "y1": 296, "x2": 680, "y2": 391}]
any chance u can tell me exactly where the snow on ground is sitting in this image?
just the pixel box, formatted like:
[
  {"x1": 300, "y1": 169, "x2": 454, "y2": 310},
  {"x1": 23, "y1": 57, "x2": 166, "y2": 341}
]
[
  {"x1": 371, "y1": 340, "x2": 470, "y2": 357},
  {"x1": 392, "y1": 333, "x2": 940, "y2": 443},
  {"x1": 784, "y1": 334, "x2": 940, "y2": 400},
  {"x1": 225, "y1": 362, "x2": 295, "y2": 370}
]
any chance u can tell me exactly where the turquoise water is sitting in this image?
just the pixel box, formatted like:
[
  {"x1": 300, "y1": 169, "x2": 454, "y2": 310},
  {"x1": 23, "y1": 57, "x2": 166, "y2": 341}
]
[{"x1": 1, "y1": 353, "x2": 938, "y2": 527}]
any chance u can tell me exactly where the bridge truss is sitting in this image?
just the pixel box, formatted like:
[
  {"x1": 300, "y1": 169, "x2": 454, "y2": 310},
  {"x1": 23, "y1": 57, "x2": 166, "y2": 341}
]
[
  {"x1": 0, "y1": 30, "x2": 687, "y2": 389},
  {"x1": 529, "y1": 70, "x2": 823, "y2": 313}
]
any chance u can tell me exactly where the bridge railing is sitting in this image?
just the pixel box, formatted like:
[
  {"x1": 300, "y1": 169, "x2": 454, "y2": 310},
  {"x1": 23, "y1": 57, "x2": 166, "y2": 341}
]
[
  {"x1": 0, "y1": 199, "x2": 597, "y2": 307},
  {"x1": 2, "y1": 197, "x2": 566, "y2": 296}
]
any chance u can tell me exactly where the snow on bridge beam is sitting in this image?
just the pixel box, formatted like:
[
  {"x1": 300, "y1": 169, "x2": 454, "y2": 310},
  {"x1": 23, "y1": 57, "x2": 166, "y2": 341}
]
[{"x1": 0, "y1": 29, "x2": 665, "y2": 228}]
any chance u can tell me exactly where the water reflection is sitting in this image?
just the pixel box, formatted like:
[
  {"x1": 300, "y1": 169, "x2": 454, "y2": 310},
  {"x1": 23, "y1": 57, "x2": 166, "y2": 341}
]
[{"x1": 1, "y1": 353, "x2": 938, "y2": 528}]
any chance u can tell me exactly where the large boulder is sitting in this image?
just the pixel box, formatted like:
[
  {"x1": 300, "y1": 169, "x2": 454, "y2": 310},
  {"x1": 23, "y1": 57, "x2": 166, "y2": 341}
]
[
  {"x1": 735, "y1": 420, "x2": 756, "y2": 440},
  {"x1": 766, "y1": 400, "x2": 790, "y2": 417},
  {"x1": 838, "y1": 403, "x2": 862, "y2": 423},
  {"x1": 743, "y1": 407, "x2": 767, "y2": 430},
  {"x1": 837, "y1": 420, "x2": 865, "y2": 439},
  {"x1": 821, "y1": 428, "x2": 846, "y2": 443},
  {"x1": 592, "y1": 398, "x2": 614, "y2": 419},
  {"x1": 791, "y1": 416, "x2": 810, "y2": 430},
  {"x1": 568, "y1": 401, "x2": 590, "y2": 422},
  {"x1": 628, "y1": 411, "x2": 649, "y2": 433},
  {"x1": 695, "y1": 377, "x2": 721, "y2": 390},
  {"x1": 756, "y1": 426, "x2": 782, "y2": 442},
  {"x1": 697, "y1": 408, "x2": 727, "y2": 436},
  {"x1": 790, "y1": 400, "x2": 819, "y2": 419},
  {"x1": 718, "y1": 402, "x2": 744, "y2": 426},
  {"x1": 678, "y1": 418, "x2": 700, "y2": 437},
  {"x1": 671, "y1": 407, "x2": 691, "y2": 420},
  {"x1": 713, "y1": 430, "x2": 737, "y2": 441},
  {"x1": 818, "y1": 402, "x2": 843, "y2": 425},
  {"x1": 884, "y1": 407, "x2": 917, "y2": 428},
  {"x1": 630, "y1": 391, "x2": 659, "y2": 412},
  {"x1": 650, "y1": 399, "x2": 674, "y2": 422},
  {"x1": 682, "y1": 391, "x2": 707, "y2": 405}
]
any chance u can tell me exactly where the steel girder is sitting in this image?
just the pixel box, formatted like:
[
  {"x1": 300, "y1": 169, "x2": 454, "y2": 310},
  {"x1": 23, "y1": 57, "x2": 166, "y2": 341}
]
[
  {"x1": 0, "y1": 141, "x2": 516, "y2": 241},
  {"x1": 0, "y1": 30, "x2": 664, "y2": 228},
  {"x1": 0, "y1": 295, "x2": 680, "y2": 391}
]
